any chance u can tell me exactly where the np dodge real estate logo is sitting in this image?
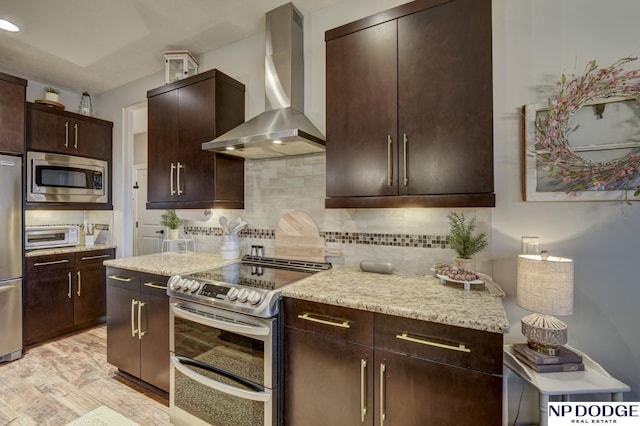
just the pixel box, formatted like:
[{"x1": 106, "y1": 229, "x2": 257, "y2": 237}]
[{"x1": 549, "y1": 402, "x2": 640, "y2": 425}]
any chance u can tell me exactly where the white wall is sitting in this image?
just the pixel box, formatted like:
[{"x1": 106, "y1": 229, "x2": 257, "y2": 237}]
[
  {"x1": 493, "y1": 0, "x2": 640, "y2": 420},
  {"x1": 98, "y1": 0, "x2": 640, "y2": 423}
]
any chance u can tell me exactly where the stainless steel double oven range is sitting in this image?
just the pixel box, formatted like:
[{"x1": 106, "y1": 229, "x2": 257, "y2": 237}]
[{"x1": 167, "y1": 255, "x2": 330, "y2": 426}]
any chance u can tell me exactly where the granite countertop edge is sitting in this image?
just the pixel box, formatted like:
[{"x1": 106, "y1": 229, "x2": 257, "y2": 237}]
[
  {"x1": 281, "y1": 267, "x2": 510, "y2": 334},
  {"x1": 25, "y1": 244, "x2": 117, "y2": 257},
  {"x1": 103, "y1": 252, "x2": 237, "y2": 277}
]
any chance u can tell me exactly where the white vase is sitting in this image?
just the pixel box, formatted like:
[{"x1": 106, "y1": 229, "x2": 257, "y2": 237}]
[
  {"x1": 44, "y1": 92, "x2": 59, "y2": 102},
  {"x1": 168, "y1": 229, "x2": 180, "y2": 240},
  {"x1": 220, "y1": 235, "x2": 240, "y2": 260},
  {"x1": 455, "y1": 257, "x2": 475, "y2": 271}
]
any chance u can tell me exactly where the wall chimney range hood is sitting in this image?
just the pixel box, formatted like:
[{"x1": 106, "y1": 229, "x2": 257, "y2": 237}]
[{"x1": 202, "y1": 2, "x2": 325, "y2": 159}]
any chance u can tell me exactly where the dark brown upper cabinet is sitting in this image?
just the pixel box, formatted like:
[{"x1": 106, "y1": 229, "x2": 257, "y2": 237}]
[
  {"x1": 325, "y1": 0, "x2": 495, "y2": 208},
  {"x1": 146, "y1": 69, "x2": 245, "y2": 210},
  {"x1": 0, "y1": 72, "x2": 27, "y2": 156},
  {"x1": 27, "y1": 102, "x2": 113, "y2": 161}
]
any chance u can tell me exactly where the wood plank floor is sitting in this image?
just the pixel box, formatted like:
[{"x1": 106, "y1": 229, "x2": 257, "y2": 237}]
[{"x1": 0, "y1": 326, "x2": 170, "y2": 425}]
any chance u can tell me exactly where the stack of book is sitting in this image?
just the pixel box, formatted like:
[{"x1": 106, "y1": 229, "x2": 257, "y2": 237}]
[{"x1": 513, "y1": 343, "x2": 584, "y2": 373}]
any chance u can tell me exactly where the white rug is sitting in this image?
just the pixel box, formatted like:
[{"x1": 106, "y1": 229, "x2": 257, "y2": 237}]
[{"x1": 66, "y1": 406, "x2": 140, "y2": 426}]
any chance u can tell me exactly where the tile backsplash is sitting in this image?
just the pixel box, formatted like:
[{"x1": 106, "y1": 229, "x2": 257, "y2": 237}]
[{"x1": 180, "y1": 153, "x2": 493, "y2": 276}]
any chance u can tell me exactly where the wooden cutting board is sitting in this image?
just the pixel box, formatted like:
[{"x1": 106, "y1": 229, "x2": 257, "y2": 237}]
[{"x1": 275, "y1": 211, "x2": 340, "y2": 262}]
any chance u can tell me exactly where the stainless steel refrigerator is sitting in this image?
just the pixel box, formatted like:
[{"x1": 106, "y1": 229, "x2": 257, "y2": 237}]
[{"x1": 0, "y1": 154, "x2": 22, "y2": 363}]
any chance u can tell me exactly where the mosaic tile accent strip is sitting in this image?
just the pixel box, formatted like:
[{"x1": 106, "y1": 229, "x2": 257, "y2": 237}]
[
  {"x1": 184, "y1": 226, "x2": 450, "y2": 249},
  {"x1": 322, "y1": 232, "x2": 449, "y2": 249}
]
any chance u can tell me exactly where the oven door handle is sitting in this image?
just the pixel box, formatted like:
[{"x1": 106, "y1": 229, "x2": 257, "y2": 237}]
[
  {"x1": 170, "y1": 303, "x2": 270, "y2": 337},
  {"x1": 172, "y1": 356, "x2": 271, "y2": 402}
]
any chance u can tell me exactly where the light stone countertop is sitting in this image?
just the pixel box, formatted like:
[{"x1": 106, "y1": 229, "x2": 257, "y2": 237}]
[
  {"x1": 103, "y1": 252, "x2": 237, "y2": 277},
  {"x1": 281, "y1": 266, "x2": 510, "y2": 334},
  {"x1": 25, "y1": 244, "x2": 117, "y2": 257}
]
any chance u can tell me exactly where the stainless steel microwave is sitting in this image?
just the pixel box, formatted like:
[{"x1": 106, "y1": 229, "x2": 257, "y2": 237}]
[{"x1": 27, "y1": 151, "x2": 108, "y2": 203}]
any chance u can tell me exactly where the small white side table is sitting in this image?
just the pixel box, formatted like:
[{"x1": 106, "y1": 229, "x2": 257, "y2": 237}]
[{"x1": 503, "y1": 344, "x2": 630, "y2": 426}]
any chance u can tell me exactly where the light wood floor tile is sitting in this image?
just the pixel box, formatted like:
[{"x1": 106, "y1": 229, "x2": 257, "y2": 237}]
[{"x1": 0, "y1": 326, "x2": 170, "y2": 425}]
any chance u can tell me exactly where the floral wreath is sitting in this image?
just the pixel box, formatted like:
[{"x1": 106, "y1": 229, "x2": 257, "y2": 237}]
[{"x1": 534, "y1": 57, "x2": 640, "y2": 199}]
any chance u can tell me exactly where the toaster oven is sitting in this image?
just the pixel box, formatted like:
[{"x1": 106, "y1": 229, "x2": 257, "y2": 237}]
[{"x1": 25, "y1": 226, "x2": 80, "y2": 250}]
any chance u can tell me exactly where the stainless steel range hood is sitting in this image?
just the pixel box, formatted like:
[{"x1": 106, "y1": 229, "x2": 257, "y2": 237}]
[{"x1": 202, "y1": 2, "x2": 325, "y2": 159}]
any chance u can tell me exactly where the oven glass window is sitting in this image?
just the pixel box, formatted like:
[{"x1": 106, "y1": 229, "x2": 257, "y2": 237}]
[
  {"x1": 174, "y1": 316, "x2": 266, "y2": 386},
  {"x1": 174, "y1": 368, "x2": 266, "y2": 426},
  {"x1": 26, "y1": 232, "x2": 65, "y2": 243}
]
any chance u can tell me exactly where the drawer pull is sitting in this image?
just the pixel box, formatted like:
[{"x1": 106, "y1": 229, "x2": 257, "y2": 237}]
[
  {"x1": 298, "y1": 313, "x2": 351, "y2": 329},
  {"x1": 33, "y1": 259, "x2": 70, "y2": 266},
  {"x1": 81, "y1": 254, "x2": 111, "y2": 260},
  {"x1": 395, "y1": 332, "x2": 471, "y2": 353},
  {"x1": 109, "y1": 275, "x2": 134, "y2": 282},
  {"x1": 144, "y1": 282, "x2": 167, "y2": 290}
]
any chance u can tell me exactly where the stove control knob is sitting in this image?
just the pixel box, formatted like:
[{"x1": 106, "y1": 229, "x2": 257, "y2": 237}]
[
  {"x1": 237, "y1": 289, "x2": 249, "y2": 303},
  {"x1": 227, "y1": 287, "x2": 239, "y2": 301},
  {"x1": 247, "y1": 291, "x2": 261, "y2": 305},
  {"x1": 168, "y1": 276, "x2": 182, "y2": 290},
  {"x1": 188, "y1": 280, "x2": 201, "y2": 293},
  {"x1": 179, "y1": 278, "x2": 190, "y2": 291}
]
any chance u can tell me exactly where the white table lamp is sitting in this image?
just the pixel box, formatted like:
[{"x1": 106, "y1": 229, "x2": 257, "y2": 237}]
[{"x1": 517, "y1": 251, "x2": 574, "y2": 355}]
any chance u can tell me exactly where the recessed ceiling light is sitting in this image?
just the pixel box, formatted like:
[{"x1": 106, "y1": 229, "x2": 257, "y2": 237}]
[
  {"x1": 273, "y1": 140, "x2": 283, "y2": 144},
  {"x1": 226, "y1": 146, "x2": 235, "y2": 151},
  {"x1": 0, "y1": 19, "x2": 19, "y2": 32}
]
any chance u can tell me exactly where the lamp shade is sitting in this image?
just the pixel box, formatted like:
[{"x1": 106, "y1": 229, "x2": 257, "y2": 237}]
[{"x1": 517, "y1": 253, "x2": 574, "y2": 316}]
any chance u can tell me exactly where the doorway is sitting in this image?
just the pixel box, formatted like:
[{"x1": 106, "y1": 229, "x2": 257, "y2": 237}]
[
  {"x1": 129, "y1": 102, "x2": 163, "y2": 256},
  {"x1": 133, "y1": 165, "x2": 163, "y2": 255}
]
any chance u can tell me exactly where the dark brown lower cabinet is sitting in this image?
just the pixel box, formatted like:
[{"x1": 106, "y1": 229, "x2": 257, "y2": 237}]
[
  {"x1": 284, "y1": 299, "x2": 503, "y2": 426},
  {"x1": 285, "y1": 329, "x2": 374, "y2": 425},
  {"x1": 375, "y1": 349, "x2": 502, "y2": 425},
  {"x1": 24, "y1": 248, "x2": 115, "y2": 346},
  {"x1": 106, "y1": 267, "x2": 170, "y2": 393}
]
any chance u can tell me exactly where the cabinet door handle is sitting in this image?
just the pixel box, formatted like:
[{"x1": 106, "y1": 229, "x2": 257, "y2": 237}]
[
  {"x1": 297, "y1": 313, "x2": 351, "y2": 328},
  {"x1": 64, "y1": 122, "x2": 69, "y2": 147},
  {"x1": 380, "y1": 363, "x2": 386, "y2": 425},
  {"x1": 108, "y1": 275, "x2": 134, "y2": 282},
  {"x1": 74, "y1": 123, "x2": 78, "y2": 149},
  {"x1": 33, "y1": 259, "x2": 70, "y2": 266},
  {"x1": 177, "y1": 162, "x2": 184, "y2": 195},
  {"x1": 137, "y1": 301, "x2": 146, "y2": 339},
  {"x1": 170, "y1": 163, "x2": 176, "y2": 196},
  {"x1": 67, "y1": 272, "x2": 72, "y2": 299},
  {"x1": 76, "y1": 271, "x2": 81, "y2": 297},
  {"x1": 131, "y1": 299, "x2": 138, "y2": 337},
  {"x1": 403, "y1": 133, "x2": 408, "y2": 186},
  {"x1": 387, "y1": 135, "x2": 393, "y2": 186},
  {"x1": 144, "y1": 282, "x2": 167, "y2": 290},
  {"x1": 395, "y1": 332, "x2": 471, "y2": 353},
  {"x1": 360, "y1": 359, "x2": 367, "y2": 422},
  {"x1": 81, "y1": 254, "x2": 111, "y2": 261}
]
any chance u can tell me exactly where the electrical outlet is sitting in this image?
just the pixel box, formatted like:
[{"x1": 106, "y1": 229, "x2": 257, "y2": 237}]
[{"x1": 521, "y1": 237, "x2": 539, "y2": 254}]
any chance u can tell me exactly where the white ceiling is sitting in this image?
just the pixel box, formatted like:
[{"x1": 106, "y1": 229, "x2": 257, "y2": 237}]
[{"x1": 0, "y1": 0, "x2": 342, "y2": 95}]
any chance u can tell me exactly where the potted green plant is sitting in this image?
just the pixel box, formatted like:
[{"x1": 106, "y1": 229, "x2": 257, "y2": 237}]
[
  {"x1": 43, "y1": 87, "x2": 60, "y2": 103},
  {"x1": 447, "y1": 212, "x2": 487, "y2": 270},
  {"x1": 160, "y1": 209, "x2": 182, "y2": 240}
]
